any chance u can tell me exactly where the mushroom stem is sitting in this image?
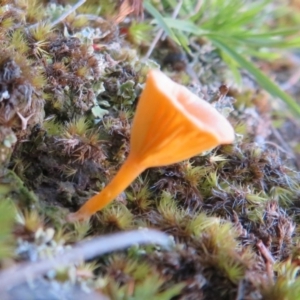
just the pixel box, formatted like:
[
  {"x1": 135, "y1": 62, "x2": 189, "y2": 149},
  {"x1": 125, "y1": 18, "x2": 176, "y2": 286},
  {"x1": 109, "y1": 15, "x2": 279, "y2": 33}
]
[{"x1": 68, "y1": 154, "x2": 145, "y2": 221}]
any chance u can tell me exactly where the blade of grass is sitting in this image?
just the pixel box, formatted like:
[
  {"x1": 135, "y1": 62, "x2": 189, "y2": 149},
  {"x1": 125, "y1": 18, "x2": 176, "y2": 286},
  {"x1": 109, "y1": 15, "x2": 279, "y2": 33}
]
[
  {"x1": 161, "y1": 20, "x2": 300, "y2": 49},
  {"x1": 174, "y1": 30, "x2": 191, "y2": 54},
  {"x1": 233, "y1": 27, "x2": 300, "y2": 38},
  {"x1": 144, "y1": 1, "x2": 179, "y2": 44},
  {"x1": 162, "y1": 17, "x2": 207, "y2": 35},
  {"x1": 210, "y1": 37, "x2": 300, "y2": 117},
  {"x1": 228, "y1": 35, "x2": 300, "y2": 49}
]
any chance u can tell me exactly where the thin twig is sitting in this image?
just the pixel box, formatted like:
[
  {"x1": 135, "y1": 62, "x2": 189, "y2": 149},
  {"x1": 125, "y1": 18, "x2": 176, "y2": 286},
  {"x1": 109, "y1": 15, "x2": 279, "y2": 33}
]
[
  {"x1": 144, "y1": 28, "x2": 164, "y2": 59},
  {"x1": 144, "y1": 0, "x2": 183, "y2": 59},
  {"x1": 76, "y1": 14, "x2": 105, "y2": 23},
  {"x1": 28, "y1": 0, "x2": 86, "y2": 30},
  {"x1": 185, "y1": 0, "x2": 203, "y2": 19},
  {"x1": 256, "y1": 239, "x2": 274, "y2": 282},
  {"x1": 270, "y1": 127, "x2": 298, "y2": 167},
  {"x1": 161, "y1": 0, "x2": 183, "y2": 40},
  {"x1": 235, "y1": 279, "x2": 245, "y2": 300},
  {"x1": 264, "y1": 141, "x2": 295, "y2": 159},
  {"x1": 281, "y1": 68, "x2": 300, "y2": 91},
  {"x1": 50, "y1": 0, "x2": 86, "y2": 28},
  {"x1": 194, "y1": 0, "x2": 203, "y2": 15},
  {"x1": 256, "y1": 240, "x2": 275, "y2": 265},
  {"x1": 0, "y1": 229, "x2": 170, "y2": 291},
  {"x1": 280, "y1": 54, "x2": 300, "y2": 91}
]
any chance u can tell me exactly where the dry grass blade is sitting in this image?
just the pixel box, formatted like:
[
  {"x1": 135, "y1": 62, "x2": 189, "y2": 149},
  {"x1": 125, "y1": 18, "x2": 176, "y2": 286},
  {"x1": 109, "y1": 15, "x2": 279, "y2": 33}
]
[{"x1": 114, "y1": 0, "x2": 144, "y2": 24}]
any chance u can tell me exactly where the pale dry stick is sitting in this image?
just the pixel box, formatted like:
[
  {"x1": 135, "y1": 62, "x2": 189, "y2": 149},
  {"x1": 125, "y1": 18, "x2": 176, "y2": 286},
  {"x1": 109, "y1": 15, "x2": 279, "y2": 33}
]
[
  {"x1": 235, "y1": 279, "x2": 245, "y2": 300},
  {"x1": 144, "y1": 28, "x2": 164, "y2": 59},
  {"x1": 185, "y1": 0, "x2": 203, "y2": 19},
  {"x1": 161, "y1": 0, "x2": 183, "y2": 40},
  {"x1": 271, "y1": 127, "x2": 292, "y2": 153},
  {"x1": 280, "y1": 54, "x2": 300, "y2": 91},
  {"x1": 50, "y1": 0, "x2": 86, "y2": 28},
  {"x1": 281, "y1": 68, "x2": 300, "y2": 91},
  {"x1": 193, "y1": 0, "x2": 203, "y2": 15},
  {"x1": 75, "y1": 14, "x2": 106, "y2": 23},
  {"x1": 28, "y1": 0, "x2": 86, "y2": 30},
  {"x1": 264, "y1": 141, "x2": 296, "y2": 159},
  {"x1": 256, "y1": 240, "x2": 275, "y2": 283},
  {"x1": 0, "y1": 229, "x2": 169, "y2": 291},
  {"x1": 270, "y1": 127, "x2": 300, "y2": 169},
  {"x1": 256, "y1": 240, "x2": 275, "y2": 264},
  {"x1": 144, "y1": 0, "x2": 183, "y2": 59}
]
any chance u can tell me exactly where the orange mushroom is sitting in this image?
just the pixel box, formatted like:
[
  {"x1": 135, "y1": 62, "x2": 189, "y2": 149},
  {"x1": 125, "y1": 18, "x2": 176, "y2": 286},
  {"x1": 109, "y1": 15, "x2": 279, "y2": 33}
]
[{"x1": 67, "y1": 69, "x2": 235, "y2": 222}]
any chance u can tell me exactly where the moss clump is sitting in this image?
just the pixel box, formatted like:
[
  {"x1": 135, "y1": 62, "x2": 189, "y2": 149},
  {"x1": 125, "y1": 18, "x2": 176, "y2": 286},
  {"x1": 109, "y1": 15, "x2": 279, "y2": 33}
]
[{"x1": 0, "y1": 1, "x2": 300, "y2": 300}]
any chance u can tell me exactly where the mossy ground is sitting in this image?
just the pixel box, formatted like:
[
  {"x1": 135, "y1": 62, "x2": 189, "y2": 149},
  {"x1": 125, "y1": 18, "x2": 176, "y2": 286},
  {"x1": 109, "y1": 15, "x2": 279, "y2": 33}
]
[{"x1": 0, "y1": 1, "x2": 300, "y2": 299}]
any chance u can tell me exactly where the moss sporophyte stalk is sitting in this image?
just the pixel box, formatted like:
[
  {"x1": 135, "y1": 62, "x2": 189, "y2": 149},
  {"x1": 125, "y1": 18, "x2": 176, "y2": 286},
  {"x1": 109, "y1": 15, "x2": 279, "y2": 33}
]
[{"x1": 68, "y1": 69, "x2": 235, "y2": 221}]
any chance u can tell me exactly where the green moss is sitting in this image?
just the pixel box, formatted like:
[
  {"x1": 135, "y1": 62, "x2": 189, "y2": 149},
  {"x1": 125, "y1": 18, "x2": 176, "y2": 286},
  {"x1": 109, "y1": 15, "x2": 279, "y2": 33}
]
[
  {"x1": 1, "y1": 0, "x2": 300, "y2": 299},
  {"x1": 0, "y1": 200, "x2": 16, "y2": 260}
]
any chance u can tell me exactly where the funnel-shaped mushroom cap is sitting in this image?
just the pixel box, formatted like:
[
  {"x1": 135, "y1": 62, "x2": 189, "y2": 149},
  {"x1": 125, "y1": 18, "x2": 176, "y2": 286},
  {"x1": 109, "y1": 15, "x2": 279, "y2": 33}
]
[
  {"x1": 67, "y1": 69, "x2": 235, "y2": 221},
  {"x1": 131, "y1": 69, "x2": 235, "y2": 168}
]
